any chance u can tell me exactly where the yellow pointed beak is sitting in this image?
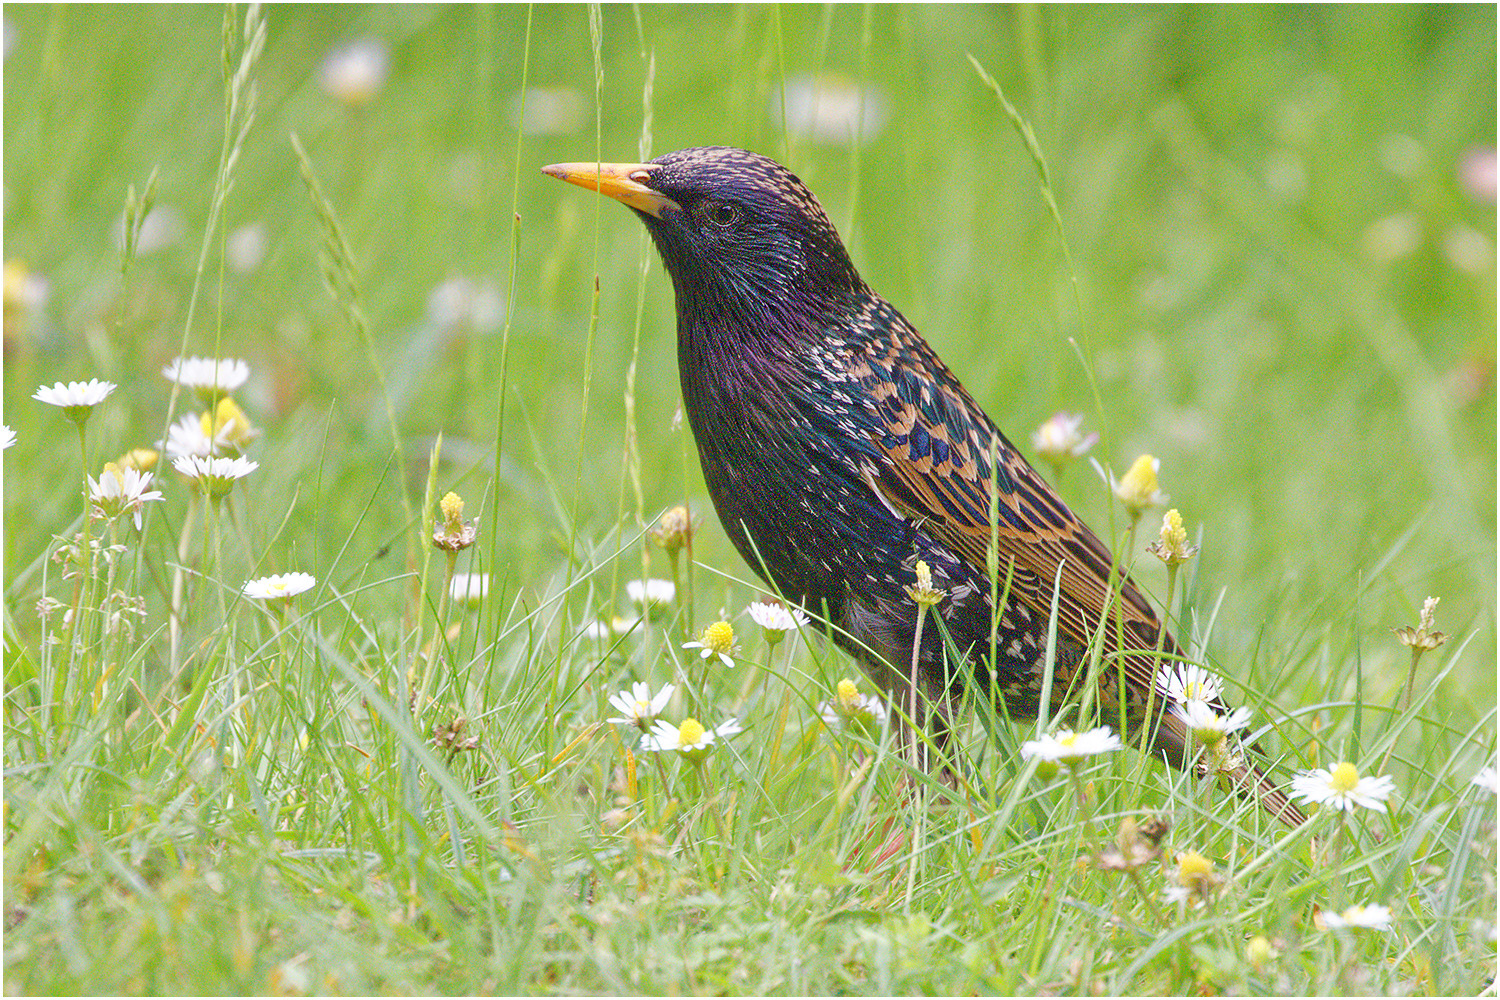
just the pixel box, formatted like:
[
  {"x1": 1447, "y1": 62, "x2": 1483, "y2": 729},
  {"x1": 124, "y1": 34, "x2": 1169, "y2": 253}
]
[{"x1": 541, "y1": 161, "x2": 681, "y2": 219}]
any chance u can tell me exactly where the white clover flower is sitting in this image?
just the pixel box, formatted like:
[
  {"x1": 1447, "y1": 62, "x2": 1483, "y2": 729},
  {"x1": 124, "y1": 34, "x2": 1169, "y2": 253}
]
[
  {"x1": 1320, "y1": 904, "x2": 1393, "y2": 931},
  {"x1": 0, "y1": 425, "x2": 14, "y2": 450},
  {"x1": 747, "y1": 600, "x2": 808, "y2": 645},
  {"x1": 1154, "y1": 662, "x2": 1225, "y2": 707},
  {"x1": 88, "y1": 464, "x2": 165, "y2": 530},
  {"x1": 161, "y1": 356, "x2": 249, "y2": 396},
  {"x1": 817, "y1": 677, "x2": 887, "y2": 734},
  {"x1": 606, "y1": 681, "x2": 675, "y2": 729},
  {"x1": 1290, "y1": 762, "x2": 1396, "y2": 813},
  {"x1": 319, "y1": 38, "x2": 389, "y2": 106},
  {"x1": 641, "y1": 716, "x2": 742, "y2": 761},
  {"x1": 683, "y1": 620, "x2": 739, "y2": 668},
  {"x1": 448, "y1": 572, "x2": 489, "y2": 606},
  {"x1": 1022, "y1": 726, "x2": 1123, "y2": 769},
  {"x1": 1470, "y1": 764, "x2": 1497, "y2": 795},
  {"x1": 1031, "y1": 412, "x2": 1097, "y2": 466},
  {"x1": 625, "y1": 578, "x2": 676, "y2": 608},
  {"x1": 1169, "y1": 699, "x2": 1253, "y2": 745},
  {"x1": 172, "y1": 453, "x2": 258, "y2": 500},
  {"x1": 242, "y1": 572, "x2": 316, "y2": 601},
  {"x1": 33, "y1": 379, "x2": 117, "y2": 424}
]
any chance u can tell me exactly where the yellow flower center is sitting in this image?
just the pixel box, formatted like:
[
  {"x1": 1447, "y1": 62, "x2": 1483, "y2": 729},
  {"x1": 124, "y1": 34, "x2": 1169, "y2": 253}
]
[
  {"x1": 102, "y1": 461, "x2": 125, "y2": 492},
  {"x1": 440, "y1": 491, "x2": 465, "y2": 532},
  {"x1": 677, "y1": 718, "x2": 706, "y2": 747},
  {"x1": 1329, "y1": 761, "x2": 1360, "y2": 794},
  {"x1": 1058, "y1": 732, "x2": 1079, "y2": 749},
  {"x1": 701, "y1": 620, "x2": 735, "y2": 655},
  {"x1": 1177, "y1": 851, "x2": 1213, "y2": 881},
  {"x1": 837, "y1": 677, "x2": 860, "y2": 708},
  {"x1": 1161, "y1": 508, "x2": 1187, "y2": 550}
]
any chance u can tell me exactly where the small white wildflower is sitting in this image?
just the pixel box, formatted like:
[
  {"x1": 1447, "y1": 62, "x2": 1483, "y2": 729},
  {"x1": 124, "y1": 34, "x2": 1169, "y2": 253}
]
[
  {"x1": 319, "y1": 38, "x2": 389, "y2": 106},
  {"x1": 0, "y1": 425, "x2": 14, "y2": 450},
  {"x1": 747, "y1": 600, "x2": 808, "y2": 646},
  {"x1": 448, "y1": 572, "x2": 489, "y2": 606},
  {"x1": 1290, "y1": 762, "x2": 1396, "y2": 813},
  {"x1": 242, "y1": 572, "x2": 316, "y2": 601},
  {"x1": 1320, "y1": 904, "x2": 1393, "y2": 931},
  {"x1": 683, "y1": 620, "x2": 739, "y2": 668},
  {"x1": 226, "y1": 222, "x2": 268, "y2": 274},
  {"x1": 161, "y1": 412, "x2": 221, "y2": 460},
  {"x1": 1031, "y1": 412, "x2": 1097, "y2": 469},
  {"x1": 625, "y1": 578, "x2": 676, "y2": 608},
  {"x1": 1169, "y1": 699, "x2": 1253, "y2": 745},
  {"x1": 1154, "y1": 662, "x2": 1225, "y2": 707},
  {"x1": 640, "y1": 716, "x2": 743, "y2": 762},
  {"x1": 88, "y1": 464, "x2": 165, "y2": 529},
  {"x1": 33, "y1": 379, "x2": 116, "y2": 425},
  {"x1": 606, "y1": 681, "x2": 675, "y2": 729},
  {"x1": 1022, "y1": 726, "x2": 1123, "y2": 771},
  {"x1": 162, "y1": 356, "x2": 249, "y2": 397},
  {"x1": 171, "y1": 453, "x2": 258, "y2": 499},
  {"x1": 1471, "y1": 764, "x2": 1497, "y2": 795},
  {"x1": 817, "y1": 677, "x2": 887, "y2": 734}
]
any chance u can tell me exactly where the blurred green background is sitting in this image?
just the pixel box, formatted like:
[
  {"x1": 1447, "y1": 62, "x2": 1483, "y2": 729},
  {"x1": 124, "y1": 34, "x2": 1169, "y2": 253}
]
[{"x1": 4, "y1": 5, "x2": 1495, "y2": 695}]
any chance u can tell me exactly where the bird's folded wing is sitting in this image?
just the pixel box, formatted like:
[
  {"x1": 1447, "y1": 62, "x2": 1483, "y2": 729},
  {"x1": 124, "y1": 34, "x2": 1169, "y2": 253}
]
[{"x1": 851, "y1": 339, "x2": 1171, "y2": 694}]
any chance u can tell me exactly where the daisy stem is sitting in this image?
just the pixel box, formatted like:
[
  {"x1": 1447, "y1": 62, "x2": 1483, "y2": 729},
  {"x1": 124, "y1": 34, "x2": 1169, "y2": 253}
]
[
  {"x1": 418, "y1": 550, "x2": 459, "y2": 713},
  {"x1": 208, "y1": 495, "x2": 229, "y2": 625},
  {"x1": 909, "y1": 606, "x2": 928, "y2": 773}
]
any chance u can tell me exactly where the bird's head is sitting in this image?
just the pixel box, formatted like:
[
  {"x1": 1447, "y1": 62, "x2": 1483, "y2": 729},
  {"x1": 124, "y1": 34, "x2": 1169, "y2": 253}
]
[{"x1": 543, "y1": 147, "x2": 864, "y2": 337}]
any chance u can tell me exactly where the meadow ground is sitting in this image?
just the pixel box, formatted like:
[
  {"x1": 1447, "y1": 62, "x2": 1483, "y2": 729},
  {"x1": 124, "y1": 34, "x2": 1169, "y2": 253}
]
[{"x1": 3, "y1": 5, "x2": 1496, "y2": 995}]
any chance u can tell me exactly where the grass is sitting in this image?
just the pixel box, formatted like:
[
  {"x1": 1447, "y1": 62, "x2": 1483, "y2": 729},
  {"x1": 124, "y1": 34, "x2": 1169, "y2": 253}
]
[{"x1": 3, "y1": 4, "x2": 1496, "y2": 995}]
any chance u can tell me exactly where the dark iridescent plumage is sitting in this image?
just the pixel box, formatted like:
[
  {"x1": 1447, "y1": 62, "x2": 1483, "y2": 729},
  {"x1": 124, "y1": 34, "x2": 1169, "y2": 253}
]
[{"x1": 544, "y1": 146, "x2": 1303, "y2": 826}]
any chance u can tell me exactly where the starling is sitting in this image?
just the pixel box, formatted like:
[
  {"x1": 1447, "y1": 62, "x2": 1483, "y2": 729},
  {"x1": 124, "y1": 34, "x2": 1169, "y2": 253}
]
[{"x1": 544, "y1": 147, "x2": 1304, "y2": 826}]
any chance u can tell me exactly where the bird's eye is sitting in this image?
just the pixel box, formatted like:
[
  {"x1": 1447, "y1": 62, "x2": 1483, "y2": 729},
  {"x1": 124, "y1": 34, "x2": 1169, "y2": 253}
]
[{"x1": 701, "y1": 199, "x2": 740, "y2": 229}]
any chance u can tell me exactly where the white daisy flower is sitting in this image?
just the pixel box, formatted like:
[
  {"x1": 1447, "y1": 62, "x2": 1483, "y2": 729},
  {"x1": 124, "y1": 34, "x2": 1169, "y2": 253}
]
[
  {"x1": 1169, "y1": 699, "x2": 1253, "y2": 745},
  {"x1": 242, "y1": 572, "x2": 316, "y2": 601},
  {"x1": 160, "y1": 412, "x2": 220, "y2": 460},
  {"x1": 747, "y1": 600, "x2": 808, "y2": 645},
  {"x1": 1031, "y1": 411, "x2": 1097, "y2": 466},
  {"x1": 171, "y1": 453, "x2": 258, "y2": 499},
  {"x1": 448, "y1": 572, "x2": 489, "y2": 606},
  {"x1": 1, "y1": 425, "x2": 15, "y2": 450},
  {"x1": 1290, "y1": 762, "x2": 1396, "y2": 813},
  {"x1": 33, "y1": 379, "x2": 116, "y2": 425},
  {"x1": 682, "y1": 620, "x2": 739, "y2": 668},
  {"x1": 161, "y1": 356, "x2": 249, "y2": 396},
  {"x1": 88, "y1": 464, "x2": 165, "y2": 529},
  {"x1": 1154, "y1": 662, "x2": 1225, "y2": 706},
  {"x1": 625, "y1": 578, "x2": 676, "y2": 609},
  {"x1": 817, "y1": 677, "x2": 887, "y2": 734},
  {"x1": 1471, "y1": 764, "x2": 1497, "y2": 795},
  {"x1": 1021, "y1": 726, "x2": 1123, "y2": 769},
  {"x1": 1320, "y1": 904, "x2": 1393, "y2": 931},
  {"x1": 641, "y1": 716, "x2": 743, "y2": 761},
  {"x1": 606, "y1": 681, "x2": 675, "y2": 729}
]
